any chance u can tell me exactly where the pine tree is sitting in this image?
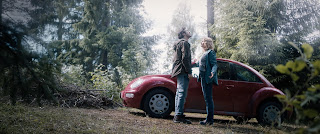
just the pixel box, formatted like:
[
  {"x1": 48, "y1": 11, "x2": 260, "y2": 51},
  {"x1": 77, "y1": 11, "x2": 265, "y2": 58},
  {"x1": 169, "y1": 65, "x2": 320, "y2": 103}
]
[
  {"x1": 211, "y1": 0, "x2": 320, "y2": 89},
  {"x1": 210, "y1": 0, "x2": 287, "y2": 89},
  {"x1": 213, "y1": 0, "x2": 284, "y2": 64},
  {"x1": 1, "y1": 0, "x2": 61, "y2": 105},
  {"x1": 51, "y1": 0, "x2": 154, "y2": 84}
]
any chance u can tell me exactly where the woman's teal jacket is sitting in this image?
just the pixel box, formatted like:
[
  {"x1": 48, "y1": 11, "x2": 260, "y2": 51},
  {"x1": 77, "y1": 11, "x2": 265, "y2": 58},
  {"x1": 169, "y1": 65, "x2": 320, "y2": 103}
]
[{"x1": 193, "y1": 50, "x2": 218, "y2": 85}]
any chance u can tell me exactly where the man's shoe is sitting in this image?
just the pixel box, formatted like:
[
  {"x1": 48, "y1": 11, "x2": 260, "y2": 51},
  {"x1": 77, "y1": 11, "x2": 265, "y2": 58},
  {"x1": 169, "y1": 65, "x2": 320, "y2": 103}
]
[
  {"x1": 173, "y1": 115, "x2": 192, "y2": 124},
  {"x1": 199, "y1": 120, "x2": 213, "y2": 125}
]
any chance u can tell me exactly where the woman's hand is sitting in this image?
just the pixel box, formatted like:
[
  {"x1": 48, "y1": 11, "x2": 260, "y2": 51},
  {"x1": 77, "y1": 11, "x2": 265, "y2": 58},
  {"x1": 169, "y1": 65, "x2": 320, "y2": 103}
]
[
  {"x1": 209, "y1": 72, "x2": 214, "y2": 79},
  {"x1": 192, "y1": 59, "x2": 198, "y2": 63}
]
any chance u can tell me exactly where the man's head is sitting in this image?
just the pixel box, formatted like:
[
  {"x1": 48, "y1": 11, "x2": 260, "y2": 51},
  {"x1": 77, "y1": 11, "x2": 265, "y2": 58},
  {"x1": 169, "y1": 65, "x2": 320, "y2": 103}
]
[{"x1": 178, "y1": 27, "x2": 192, "y2": 39}]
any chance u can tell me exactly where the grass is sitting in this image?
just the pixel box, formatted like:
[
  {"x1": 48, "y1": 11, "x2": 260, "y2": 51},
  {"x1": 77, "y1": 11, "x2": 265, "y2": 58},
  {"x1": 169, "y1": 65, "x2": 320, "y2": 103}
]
[{"x1": 0, "y1": 103, "x2": 304, "y2": 134}]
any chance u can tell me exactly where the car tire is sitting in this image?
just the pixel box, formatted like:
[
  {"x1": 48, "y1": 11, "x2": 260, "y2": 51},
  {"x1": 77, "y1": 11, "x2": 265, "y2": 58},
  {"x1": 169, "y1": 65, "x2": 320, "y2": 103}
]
[
  {"x1": 257, "y1": 101, "x2": 284, "y2": 126},
  {"x1": 233, "y1": 116, "x2": 251, "y2": 124},
  {"x1": 143, "y1": 89, "x2": 174, "y2": 118}
]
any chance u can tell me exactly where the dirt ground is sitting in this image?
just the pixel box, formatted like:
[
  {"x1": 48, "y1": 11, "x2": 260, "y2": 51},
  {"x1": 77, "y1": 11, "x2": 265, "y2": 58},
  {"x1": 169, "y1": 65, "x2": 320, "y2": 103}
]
[
  {"x1": 108, "y1": 108, "x2": 300, "y2": 134},
  {"x1": 0, "y1": 103, "x2": 302, "y2": 134}
]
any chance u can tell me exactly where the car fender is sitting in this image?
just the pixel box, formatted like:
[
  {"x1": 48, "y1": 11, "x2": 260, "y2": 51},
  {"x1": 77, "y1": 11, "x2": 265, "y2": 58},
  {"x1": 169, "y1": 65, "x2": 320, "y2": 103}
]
[
  {"x1": 121, "y1": 75, "x2": 176, "y2": 109},
  {"x1": 136, "y1": 76, "x2": 176, "y2": 109},
  {"x1": 139, "y1": 76, "x2": 176, "y2": 94},
  {"x1": 249, "y1": 87, "x2": 285, "y2": 116}
]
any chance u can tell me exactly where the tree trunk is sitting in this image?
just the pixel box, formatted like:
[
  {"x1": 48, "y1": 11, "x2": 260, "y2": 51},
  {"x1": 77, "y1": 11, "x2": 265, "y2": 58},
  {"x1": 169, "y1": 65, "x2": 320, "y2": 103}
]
[
  {"x1": 0, "y1": 0, "x2": 2, "y2": 26},
  {"x1": 207, "y1": 0, "x2": 214, "y2": 39},
  {"x1": 57, "y1": 0, "x2": 64, "y2": 40},
  {"x1": 207, "y1": 0, "x2": 217, "y2": 52},
  {"x1": 101, "y1": 49, "x2": 108, "y2": 68},
  {"x1": 57, "y1": 17, "x2": 63, "y2": 40}
]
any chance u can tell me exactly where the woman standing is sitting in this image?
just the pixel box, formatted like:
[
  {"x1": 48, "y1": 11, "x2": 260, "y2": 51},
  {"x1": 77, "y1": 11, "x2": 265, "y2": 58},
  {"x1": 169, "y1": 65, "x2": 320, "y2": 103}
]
[{"x1": 195, "y1": 37, "x2": 218, "y2": 125}]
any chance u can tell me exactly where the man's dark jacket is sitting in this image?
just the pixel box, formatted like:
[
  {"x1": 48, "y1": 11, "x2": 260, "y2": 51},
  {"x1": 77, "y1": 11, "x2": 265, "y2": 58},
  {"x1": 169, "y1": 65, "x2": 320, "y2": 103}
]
[{"x1": 171, "y1": 39, "x2": 192, "y2": 78}]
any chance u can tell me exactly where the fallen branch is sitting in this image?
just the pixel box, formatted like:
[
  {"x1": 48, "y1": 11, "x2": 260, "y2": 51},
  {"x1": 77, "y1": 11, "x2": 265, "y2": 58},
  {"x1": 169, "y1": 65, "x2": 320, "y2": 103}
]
[{"x1": 54, "y1": 85, "x2": 122, "y2": 109}]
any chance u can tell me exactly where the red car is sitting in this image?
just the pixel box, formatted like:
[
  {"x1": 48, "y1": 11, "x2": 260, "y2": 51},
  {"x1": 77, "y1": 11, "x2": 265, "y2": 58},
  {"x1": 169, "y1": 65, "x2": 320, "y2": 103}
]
[{"x1": 121, "y1": 58, "x2": 290, "y2": 125}]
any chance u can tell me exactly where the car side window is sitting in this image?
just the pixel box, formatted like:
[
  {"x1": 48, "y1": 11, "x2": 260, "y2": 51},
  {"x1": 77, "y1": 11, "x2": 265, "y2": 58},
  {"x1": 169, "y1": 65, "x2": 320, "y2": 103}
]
[
  {"x1": 232, "y1": 63, "x2": 262, "y2": 83},
  {"x1": 217, "y1": 61, "x2": 231, "y2": 80}
]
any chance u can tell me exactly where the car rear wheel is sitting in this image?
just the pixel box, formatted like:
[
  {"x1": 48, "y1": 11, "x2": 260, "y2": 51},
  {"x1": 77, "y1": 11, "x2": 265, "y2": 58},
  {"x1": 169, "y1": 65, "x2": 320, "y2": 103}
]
[
  {"x1": 257, "y1": 101, "x2": 283, "y2": 126},
  {"x1": 143, "y1": 89, "x2": 174, "y2": 118}
]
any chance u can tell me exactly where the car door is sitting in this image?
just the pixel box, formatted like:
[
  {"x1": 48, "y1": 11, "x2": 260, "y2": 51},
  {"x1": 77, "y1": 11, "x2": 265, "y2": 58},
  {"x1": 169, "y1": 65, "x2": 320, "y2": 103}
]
[
  {"x1": 185, "y1": 61, "x2": 234, "y2": 113},
  {"x1": 184, "y1": 67, "x2": 206, "y2": 112},
  {"x1": 214, "y1": 61, "x2": 234, "y2": 112},
  {"x1": 229, "y1": 63, "x2": 265, "y2": 114}
]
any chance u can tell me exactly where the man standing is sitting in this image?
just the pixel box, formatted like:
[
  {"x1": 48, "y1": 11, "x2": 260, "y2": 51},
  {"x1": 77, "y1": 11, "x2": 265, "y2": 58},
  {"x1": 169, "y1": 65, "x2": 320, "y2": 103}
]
[{"x1": 171, "y1": 28, "x2": 192, "y2": 124}]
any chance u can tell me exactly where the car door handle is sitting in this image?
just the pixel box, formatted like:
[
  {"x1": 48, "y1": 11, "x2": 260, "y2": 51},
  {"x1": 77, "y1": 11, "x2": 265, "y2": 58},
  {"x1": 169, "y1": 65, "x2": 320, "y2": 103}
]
[{"x1": 226, "y1": 85, "x2": 234, "y2": 89}]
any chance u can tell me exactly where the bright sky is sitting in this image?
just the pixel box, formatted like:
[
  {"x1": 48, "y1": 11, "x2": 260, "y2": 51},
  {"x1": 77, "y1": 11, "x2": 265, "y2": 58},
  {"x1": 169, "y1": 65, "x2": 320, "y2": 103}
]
[
  {"x1": 142, "y1": 0, "x2": 207, "y2": 74},
  {"x1": 142, "y1": 0, "x2": 207, "y2": 36}
]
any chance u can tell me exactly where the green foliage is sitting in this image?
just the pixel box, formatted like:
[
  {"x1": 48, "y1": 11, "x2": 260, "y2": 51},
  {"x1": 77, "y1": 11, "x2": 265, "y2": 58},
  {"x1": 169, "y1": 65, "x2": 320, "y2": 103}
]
[
  {"x1": 275, "y1": 43, "x2": 320, "y2": 133},
  {"x1": 43, "y1": 0, "x2": 157, "y2": 99},
  {"x1": 211, "y1": 0, "x2": 288, "y2": 90},
  {"x1": 90, "y1": 65, "x2": 131, "y2": 102},
  {"x1": 60, "y1": 65, "x2": 90, "y2": 88},
  {"x1": 314, "y1": 60, "x2": 320, "y2": 76},
  {"x1": 0, "y1": 25, "x2": 60, "y2": 106},
  {"x1": 210, "y1": 0, "x2": 320, "y2": 91},
  {"x1": 275, "y1": 59, "x2": 307, "y2": 82},
  {"x1": 281, "y1": 0, "x2": 320, "y2": 43},
  {"x1": 51, "y1": 0, "x2": 154, "y2": 79},
  {"x1": 90, "y1": 65, "x2": 115, "y2": 89},
  {"x1": 213, "y1": 0, "x2": 285, "y2": 65},
  {"x1": 2, "y1": 0, "x2": 156, "y2": 105},
  {"x1": 302, "y1": 44, "x2": 314, "y2": 59}
]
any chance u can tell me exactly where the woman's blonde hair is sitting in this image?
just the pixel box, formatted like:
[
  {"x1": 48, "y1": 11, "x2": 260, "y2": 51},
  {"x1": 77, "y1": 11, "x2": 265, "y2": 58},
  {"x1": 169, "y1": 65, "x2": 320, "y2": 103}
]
[{"x1": 202, "y1": 37, "x2": 214, "y2": 50}]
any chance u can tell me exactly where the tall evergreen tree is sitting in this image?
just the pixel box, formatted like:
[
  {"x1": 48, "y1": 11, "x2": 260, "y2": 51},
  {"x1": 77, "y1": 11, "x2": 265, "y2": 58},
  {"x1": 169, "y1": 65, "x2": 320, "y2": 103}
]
[
  {"x1": 211, "y1": 0, "x2": 320, "y2": 88},
  {"x1": 212, "y1": 0, "x2": 320, "y2": 62},
  {"x1": 279, "y1": 0, "x2": 320, "y2": 62},
  {"x1": 211, "y1": 0, "x2": 287, "y2": 87},
  {"x1": 51, "y1": 0, "x2": 154, "y2": 84},
  {"x1": 280, "y1": 0, "x2": 320, "y2": 43},
  {"x1": 1, "y1": 0, "x2": 61, "y2": 105},
  {"x1": 213, "y1": 0, "x2": 284, "y2": 65}
]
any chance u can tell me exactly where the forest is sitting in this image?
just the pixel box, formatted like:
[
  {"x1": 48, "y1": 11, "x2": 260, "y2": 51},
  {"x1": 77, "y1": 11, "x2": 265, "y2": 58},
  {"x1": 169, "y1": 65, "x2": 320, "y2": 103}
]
[{"x1": 1, "y1": 0, "x2": 320, "y2": 133}]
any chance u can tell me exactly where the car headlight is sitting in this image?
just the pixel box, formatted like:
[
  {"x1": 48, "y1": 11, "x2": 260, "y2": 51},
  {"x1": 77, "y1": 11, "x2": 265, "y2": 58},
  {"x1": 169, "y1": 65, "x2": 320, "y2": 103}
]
[
  {"x1": 125, "y1": 93, "x2": 134, "y2": 98},
  {"x1": 130, "y1": 78, "x2": 144, "y2": 89}
]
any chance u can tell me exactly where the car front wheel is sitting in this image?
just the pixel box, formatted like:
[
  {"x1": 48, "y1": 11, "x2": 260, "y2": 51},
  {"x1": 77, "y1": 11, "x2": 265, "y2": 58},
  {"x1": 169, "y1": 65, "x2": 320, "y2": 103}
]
[
  {"x1": 257, "y1": 101, "x2": 283, "y2": 126},
  {"x1": 143, "y1": 89, "x2": 174, "y2": 118}
]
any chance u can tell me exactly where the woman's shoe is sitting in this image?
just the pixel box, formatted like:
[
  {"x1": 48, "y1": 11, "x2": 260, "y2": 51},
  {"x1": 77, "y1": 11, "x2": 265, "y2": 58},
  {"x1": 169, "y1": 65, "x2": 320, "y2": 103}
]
[{"x1": 199, "y1": 120, "x2": 213, "y2": 125}]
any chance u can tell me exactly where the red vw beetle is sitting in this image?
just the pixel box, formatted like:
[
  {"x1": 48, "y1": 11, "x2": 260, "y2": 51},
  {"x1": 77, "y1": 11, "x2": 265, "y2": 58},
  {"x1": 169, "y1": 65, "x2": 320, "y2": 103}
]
[{"x1": 121, "y1": 58, "x2": 289, "y2": 125}]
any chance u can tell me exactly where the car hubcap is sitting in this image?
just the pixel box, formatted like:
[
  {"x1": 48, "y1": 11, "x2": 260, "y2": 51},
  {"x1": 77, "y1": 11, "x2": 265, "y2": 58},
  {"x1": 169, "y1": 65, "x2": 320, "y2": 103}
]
[
  {"x1": 149, "y1": 94, "x2": 169, "y2": 114},
  {"x1": 263, "y1": 105, "x2": 281, "y2": 124}
]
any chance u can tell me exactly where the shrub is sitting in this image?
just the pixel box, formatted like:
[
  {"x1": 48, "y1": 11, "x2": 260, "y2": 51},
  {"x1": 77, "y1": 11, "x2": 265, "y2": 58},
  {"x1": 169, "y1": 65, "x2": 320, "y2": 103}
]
[
  {"x1": 275, "y1": 43, "x2": 320, "y2": 133},
  {"x1": 90, "y1": 65, "x2": 130, "y2": 103}
]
